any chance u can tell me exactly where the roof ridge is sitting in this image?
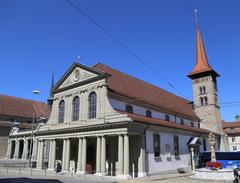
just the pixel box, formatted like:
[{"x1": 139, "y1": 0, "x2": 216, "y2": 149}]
[
  {"x1": 93, "y1": 63, "x2": 191, "y2": 103},
  {"x1": 0, "y1": 94, "x2": 46, "y2": 105}
]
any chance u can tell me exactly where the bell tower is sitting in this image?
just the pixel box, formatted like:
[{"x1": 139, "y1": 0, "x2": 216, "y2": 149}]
[{"x1": 187, "y1": 25, "x2": 222, "y2": 134}]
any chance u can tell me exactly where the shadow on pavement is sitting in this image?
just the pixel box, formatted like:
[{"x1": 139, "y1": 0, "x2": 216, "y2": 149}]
[{"x1": 0, "y1": 177, "x2": 63, "y2": 183}]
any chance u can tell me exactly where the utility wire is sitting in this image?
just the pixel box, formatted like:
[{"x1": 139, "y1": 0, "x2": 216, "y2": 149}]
[
  {"x1": 63, "y1": 0, "x2": 186, "y2": 98},
  {"x1": 183, "y1": 0, "x2": 240, "y2": 89}
]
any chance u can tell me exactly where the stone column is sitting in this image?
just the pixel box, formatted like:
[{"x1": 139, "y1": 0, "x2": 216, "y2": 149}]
[
  {"x1": 101, "y1": 136, "x2": 106, "y2": 175},
  {"x1": 138, "y1": 135, "x2": 146, "y2": 177},
  {"x1": 48, "y1": 139, "x2": 56, "y2": 170},
  {"x1": 6, "y1": 139, "x2": 12, "y2": 159},
  {"x1": 123, "y1": 135, "x2": 129, "y2": 176},
  {"x1": 81, "y1": 137, "x2": 87, "y2": 172},
  {"x1": 65, "y1": 139, "x2": 70, "y2": 171},
  {"x1": 52, "y1": 140, "x2": 56, "y2": 169},
  {"x1": 48, "y1": 140, "x2": 53, "y2": 169},
  {"x1": 14, "y1": 139, "x2": 20, "y2": 159},
  {"x1": 22, "y1": 139, "x2": 28, "y2": 160},
  {"x1": 77, "y1": 138, "x2": 82, "y2": 173},
  {"x1": 96, "y1": 136, "x2": 101, "y2": 174},
  {"x1": 190, "y1": 147, "x2": 195, "y2": 172},
  {"x1": 62, "y1": 139, "x2": 67, "y2": 170},
  {"x1": 31, "y1": 139, "x2": 38, "y2": 160},
  {"x1": 37, "y1": 140, "x2": 44, "y2": 169},
  {"x1": 118, "y1": 135, "x2": 123, "y2": 175}
]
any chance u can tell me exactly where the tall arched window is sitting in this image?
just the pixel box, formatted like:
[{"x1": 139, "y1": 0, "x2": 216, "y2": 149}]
[
  {"x1": 199, "y1": 87, "x2": 203, "y2": 95},
  {"x1": 88, "y1": 92, "x2": 97, "y2": 119},
  {"x1": 200, "y1": 97, "x2": 204, "y2": 106},
  {"x1": 58, "y1": 100, "x2": 65, "y2": 123},
  {"x1": 203, "y1": 86, "x2": 206, "y2": 94},
  {"x1": 204, "y1": 96, "x2": 208, "y2": 105},
  {"x1": 72, "y1": 96, "x2": 80, "y2": 121}
]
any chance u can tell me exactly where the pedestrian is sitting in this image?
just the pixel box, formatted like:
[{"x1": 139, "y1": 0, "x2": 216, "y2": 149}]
[{"x1": 55, "y1": 161, "x2": 62, "y2": 174}]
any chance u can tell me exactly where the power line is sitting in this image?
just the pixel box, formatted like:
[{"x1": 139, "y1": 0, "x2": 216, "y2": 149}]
[
  {"x1": 182, "y1": 0, "x2": 240, "y2": 89},
  {"x1": 63, "y1": 0, "x2": 186, "y2": 98}
]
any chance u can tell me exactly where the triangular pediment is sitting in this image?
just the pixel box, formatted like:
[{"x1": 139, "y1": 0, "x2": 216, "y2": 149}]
[{"x1": 53, "y1": 62, "x2": 109, "y2": 92}]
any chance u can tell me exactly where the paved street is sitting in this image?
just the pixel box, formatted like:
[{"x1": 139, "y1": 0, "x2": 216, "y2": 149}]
[{"x1": 0, "y1": 173, "x2": 233, "y2": 183}]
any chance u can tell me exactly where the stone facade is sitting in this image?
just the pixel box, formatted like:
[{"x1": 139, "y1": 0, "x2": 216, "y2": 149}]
[
  {"x1": 191, "y1": 75, "x2": 222, "y2": 133},
  {"x1": 6, "y1": 62, "x2": 210, "y2": 179}
]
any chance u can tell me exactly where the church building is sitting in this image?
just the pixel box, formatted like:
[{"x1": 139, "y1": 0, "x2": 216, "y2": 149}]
[{"x1": 5, "y1": 26, "x2": 226, "y2": 178}]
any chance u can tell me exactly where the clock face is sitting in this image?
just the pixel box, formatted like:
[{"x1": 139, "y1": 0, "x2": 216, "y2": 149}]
[{"x1": 74, "y1": 69, "x2": 81, "y2": 81}]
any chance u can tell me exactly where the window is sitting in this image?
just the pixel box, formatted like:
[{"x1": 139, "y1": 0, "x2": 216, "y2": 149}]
[
  {"x1": 173, "y1": 135, "x2": 179, "y2": 157},
  {"x1": 203, "y1": 86, "x2": 206, "y2": 94},
  {"x1": 165, "y1": 115, "x2": 170, "y2": 121},
  {"x1": 198, "y1": 122, "x2": 200, "y2": 128},
  {"x1": 153, "y1": 134, "x2": 161, "y2": 158},
  {"x1": 232, "y1": 136, "x2": 236, "y2": 142},
  {"x1": 203, "y1": 139, "x2": 207, "y2": 151},
  {"x1": 199, "y1": 87, "x2": 203, "y2": 95},
  {"x1": 180, "y1": 118, "x2": 184, "y2": 125},
  {"x1": 191, "y1": 121, "x2": 194, "y2": 127},
  {"x1": 200, "y1": 97, "x2": 204, "y2": 106},
  {"x1": 88, "y1": 92, "x2": 97, "y2": 119},
  {"x1": 233, "y1": 146, "x2": 237, "y2": 151},
  {"x1": 126, "y1": 105, "x2": 133, "y2": 113},
  {"x1": 58, "y1": 100, "x2": 65, "y2": 123},
  {"x1": 204, "y1": 97, "x2": 208, "y2": 105},
  {"x1": 72, "y1": 96, "x2": 80, "y2": 121},
  {"x1": 146, "y1": 110, "x2": 152, "y2": 118}
]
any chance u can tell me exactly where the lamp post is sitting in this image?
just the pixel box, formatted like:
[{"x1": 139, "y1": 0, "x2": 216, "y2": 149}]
[{"x1": 28, "y1": 90, "x2": 40, "y2": 167}]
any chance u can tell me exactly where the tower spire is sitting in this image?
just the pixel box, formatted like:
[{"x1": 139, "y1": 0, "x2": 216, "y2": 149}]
[
  {"x1": 48, "y1": 69, "x2": 55, "y2": 105},
  {"x1": 188, "y1": 11, "x2": 219, "y2": 78}
]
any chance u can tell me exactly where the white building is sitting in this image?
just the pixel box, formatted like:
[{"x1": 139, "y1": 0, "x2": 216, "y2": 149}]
[
  {"x1": 223, "y1": 121, "x2": 240, "y2": 152},
  {"x1": 6, "y1": 26, "x2": 224, "y2": 179}
]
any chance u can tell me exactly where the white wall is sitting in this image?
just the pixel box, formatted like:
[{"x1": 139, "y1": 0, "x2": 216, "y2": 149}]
[
  {"x1": 146, "y1": 130, "x2": 208, "y2": 174},
  {"x1": 109, "y1": 98, "x2": 199, "y2": 128}
]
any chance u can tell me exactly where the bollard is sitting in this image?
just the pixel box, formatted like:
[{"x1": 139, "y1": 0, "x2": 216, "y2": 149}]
[
  {"x1": 6, "y1": 167, "x2": 8, "y2": 174},
  {"x1": 45, "y1": 169, "x2": 47, "y2": 176},
  {"x1": 31, "y1": 167, "x2": 32, "y2": 176},
  {"x1": 19, "y1": 168, "x2": 21, "y2": 175}
]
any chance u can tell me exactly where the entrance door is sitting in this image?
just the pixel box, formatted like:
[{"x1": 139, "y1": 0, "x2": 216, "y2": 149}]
[{"x1": 86, "y1": 139, "x2": 96, "y2": 174}]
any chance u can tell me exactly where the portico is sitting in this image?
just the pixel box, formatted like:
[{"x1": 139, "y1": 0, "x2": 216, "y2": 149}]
[{"x1": 33, "y1": 124, "x2": 146, "y2": 178}]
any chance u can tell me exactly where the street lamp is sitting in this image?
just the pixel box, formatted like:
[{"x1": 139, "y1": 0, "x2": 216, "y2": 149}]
[{"x1": 28, "y1": 90, "x2": 40, "y2": 167}]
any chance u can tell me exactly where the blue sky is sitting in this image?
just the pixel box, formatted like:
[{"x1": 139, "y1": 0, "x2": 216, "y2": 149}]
[{"x1": 0, "y1": 0, "x2": 240, "y2": 121}]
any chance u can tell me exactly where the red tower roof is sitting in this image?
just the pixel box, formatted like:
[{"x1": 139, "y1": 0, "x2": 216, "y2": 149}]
[{"x1": 188, "y1": 26, "x2": 219, "y2": 78}]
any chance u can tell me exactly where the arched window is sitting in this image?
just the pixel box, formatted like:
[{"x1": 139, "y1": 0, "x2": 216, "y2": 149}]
[
  {"x1": 200, "y1": 97, "x2": 204, "y2": 106},
  {"x1": 199, "y1": 87, "x2": 203, "y2": 95},
  {"x1": 204, "y1": 97, "x2": 208, "y2": 105},
  {"x1": 180, "y1": 118, "x2": 184, "y2": 125},
  {"x1": 72, "y1": 96, "x2": 80, "y2": 121},
  {"x1": 165, "y1": 115, "x2": 170, "y2": 121},
  {"x1": 88, "y1": 92, "x2": 97, "y2": 119},
  {"x1": 203, "y1": 86, "x2": 206, "y2": 94},
  {"x1": 58, "y1": 100, "x2": 65, "y2": 123}
]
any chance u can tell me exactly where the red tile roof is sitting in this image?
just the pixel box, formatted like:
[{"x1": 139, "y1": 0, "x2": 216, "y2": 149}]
[
  {"x1": 0, "y1": 94, "x2": 50, "y2": 119},
  {"x1": 118, "y1": 110, "x2": 208, "y2": 134},
  {"x1": 93, "y1": 63, "x2": 199, "y2": 121},
  {"x1": 222, "y1": 121, "x2": 240, "y2": 128},
  {"x1": 0, "y1": 120, "x2": 36, "y2": 129},
  {"x1": 222, "y1": 121, "x2": 240, "y2": 135}
]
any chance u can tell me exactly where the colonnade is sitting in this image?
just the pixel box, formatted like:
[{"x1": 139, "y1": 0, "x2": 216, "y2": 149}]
[
  {"x1": 37, "y1": 134, "x2": 143, "y2": 177},
  {"x1": 7, "y1": 134, "x2": 146, "y2": 178},
  {"x1": 6, "y1": 138, "x2": 37, "y2": 161}
]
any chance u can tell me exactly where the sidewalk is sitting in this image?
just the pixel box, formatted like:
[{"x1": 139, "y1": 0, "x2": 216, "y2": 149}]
[
  {"x1": 120, "y1": 172, "x2": 194, "y2": 183},
  {"x1": 0, "y1": 167, "x2": 118, "y2": 183}
]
